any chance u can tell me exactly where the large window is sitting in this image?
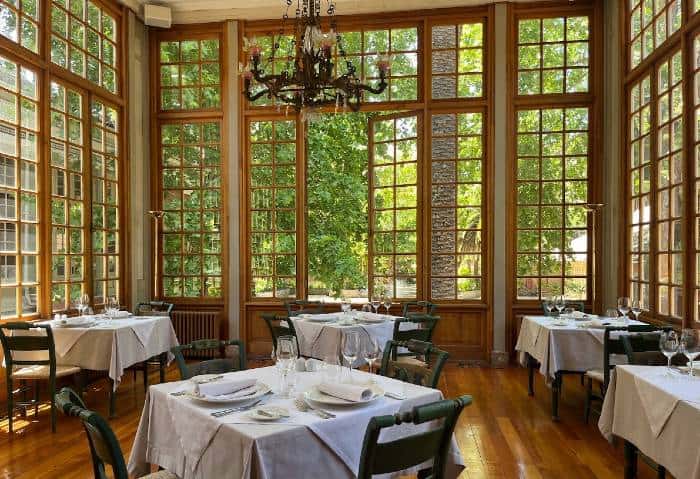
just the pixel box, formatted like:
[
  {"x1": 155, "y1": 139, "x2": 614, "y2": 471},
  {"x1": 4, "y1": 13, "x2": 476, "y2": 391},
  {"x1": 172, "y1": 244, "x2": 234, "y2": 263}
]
[
  {"x1": 628, "y1": 0, "x2": 681, "y2": 70},
  {"x1": 0, "y1": 55, "x2": 39, "y2": 319},
  {"x1": 0, "y1": 0, "x2": 40, "y2": 53}
]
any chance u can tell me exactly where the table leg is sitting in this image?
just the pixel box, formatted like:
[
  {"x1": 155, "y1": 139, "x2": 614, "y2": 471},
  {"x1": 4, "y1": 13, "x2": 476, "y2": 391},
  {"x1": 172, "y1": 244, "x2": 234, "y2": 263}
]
[
  {"x1": 657, "y1": 465, "x2": 666, "y2": 478},
  {"x1": 109, "y1": 379, "x2": 116, "y2": 419},
  {"x1": 159, "y1": 352, "x2": 166, "y2": 383},
  {"x1": 551, "y1": 372, "x2": 562, "y2": 421},
  {"x1": 527, "y1": 354, "x2": 535, "y2": 397},
  {"x1": 624, "y1": 440, "x2": 638, "y2": 479}
]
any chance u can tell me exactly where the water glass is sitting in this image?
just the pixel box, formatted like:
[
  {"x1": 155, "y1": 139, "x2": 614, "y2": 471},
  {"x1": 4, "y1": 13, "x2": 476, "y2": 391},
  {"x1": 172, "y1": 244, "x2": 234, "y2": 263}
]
[
  {"x1": 341, "y1": 331, "x2": 359, "y2": 383},
  {"x1": 604, "y1": 308, "x2": 619, "y2": 320},
  {"x1": 382, "y1": 296, "x2": 392, "y2": 315},
  {"x1": 340, "y1": 298, "x2": 352, "y2": 315},
  {"x1": 630, "y1": 299, "x2": 644, "y2": 322},
  {"x1": 544, "y1": 299, "x2": 555, "y2": 315},
  {"x1": 364, "y1": 337, "x2": 380, "y2": 375},
  {"x1": 276, "y1": 335, "x2": 297, "y2": 397},
  {"x1": 554, "y1": 296, "x2": 565, "y2": 315},
  {"x1": 617, "y1": 297, "x2": 630, "y2": 318},
  {"x1": 659, "y1": 330, "x2": 679, "y2": 375},
  {"x1": 371, "y1": 297, "x2": 381, "y2": 314},
  {"x1": 680, "y1": 329, "x2": 700, "y2": 376},
  {"x1": 322, "y1": 355, "x2": 341, "y2": 383}
]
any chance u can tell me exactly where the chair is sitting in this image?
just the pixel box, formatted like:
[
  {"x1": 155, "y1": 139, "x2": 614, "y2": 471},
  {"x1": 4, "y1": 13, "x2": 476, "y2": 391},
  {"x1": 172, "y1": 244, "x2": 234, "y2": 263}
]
[
  {"x1": 541, "y1": 301, "x2": 585, "y2": 316},
  {"x1": 284, "y1": 300, "x2": 324, "y2": 317},
  {"x1": 379, "y1": 340, "x2": 449, "y2": 389},
  {"x1": 392, "y1": 314, "x2": 440, "y2": 346},
  {"x1": 583, "y1": 326, "x2": 627, "y2": 423},
  {"x1": 357, "y1": 394, "x2": 471, "y2": 479},
  {"x1": 621, "y1": 327, "x2": 681, "y2": 366},
  {"x1": 135, "y1": 301, "x2": 174, "y2": 316},
  {"x1": 261, "y1": 313, "x2": 300, "y2": 354},
  {"x1": 171, "y1": 339, "x2": 246, "y2": 380},
  {"x1": 0, "y1": 322, "x2": 82, "y2": 433},
  {"x1": 401, "y1": 301, "x2": 437, "y2": 318},
  {"x1": 55, "y1": 387, "x2": 177, "y2": 479},
  {"x1": 130, "y1": 301, "x2": 175, "y2": 390}
]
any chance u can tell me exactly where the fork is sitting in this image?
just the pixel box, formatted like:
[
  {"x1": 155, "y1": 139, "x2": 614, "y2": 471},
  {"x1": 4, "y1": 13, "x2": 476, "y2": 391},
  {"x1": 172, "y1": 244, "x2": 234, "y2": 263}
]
[
  {"x1": 211, "y1": 398, "x2": 263, "y2": 417},
  {"x1": 294, "y1": 398, "x2": 335, "y2": 419}
]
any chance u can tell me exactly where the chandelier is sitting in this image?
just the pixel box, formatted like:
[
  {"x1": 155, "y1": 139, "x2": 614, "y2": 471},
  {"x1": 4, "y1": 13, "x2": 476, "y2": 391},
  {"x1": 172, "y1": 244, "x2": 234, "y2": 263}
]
[{"x1": 240, "y1": 0, "x2": 390, "y2": 113}]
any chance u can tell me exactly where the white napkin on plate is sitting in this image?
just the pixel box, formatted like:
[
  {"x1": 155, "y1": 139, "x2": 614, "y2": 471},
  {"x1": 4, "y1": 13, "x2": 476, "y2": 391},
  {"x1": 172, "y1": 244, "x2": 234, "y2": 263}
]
[
  {"x1": 195, "y1": 378, "x2": 257, "y2": 398},
  {"x1": 318, "y1": 382, "x2": 373, "y2": 402}
]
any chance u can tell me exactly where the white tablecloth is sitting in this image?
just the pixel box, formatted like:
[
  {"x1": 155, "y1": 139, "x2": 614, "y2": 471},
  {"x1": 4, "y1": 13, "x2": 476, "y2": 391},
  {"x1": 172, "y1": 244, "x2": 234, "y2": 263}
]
[
  {"x1": 514, "y1": 316, "x2": 643, "y2": 379},
  {"x1": 127, "y1": 366, "x2": 465, "y2": 479},
  {"x1": 291, "y1": 313, "x2": 402, "y2": 367},
  {"x1": 599, "y1": 365, "x2": 700, "y2": 479},
  {"x1": 14, "y1": 316, "x2": 179, "y2": 389}
]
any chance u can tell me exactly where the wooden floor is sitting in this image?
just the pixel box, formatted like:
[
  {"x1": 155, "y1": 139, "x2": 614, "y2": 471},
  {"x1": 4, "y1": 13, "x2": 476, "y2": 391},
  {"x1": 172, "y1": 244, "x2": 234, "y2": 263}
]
[{"x1": 0, "y1": 362, "x2": 661, "y2": 479}]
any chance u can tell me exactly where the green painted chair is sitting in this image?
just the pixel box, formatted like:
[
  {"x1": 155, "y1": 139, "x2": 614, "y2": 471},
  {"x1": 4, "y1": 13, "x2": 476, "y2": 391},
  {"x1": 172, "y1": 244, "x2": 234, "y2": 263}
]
[
  {"x1": 0, "y1": 322, "x2": 82, "y2": 433},
  {"x1": 379, "y1": 339, "x2": 449, "y2": 389},
  {"x1": 401, "y1": 301, "x2": 437, "y2": 318},
  {"x1": 621, "y1": 325, "x2": 680, "y2": 366},
  {"x1": 261, "y1": 313, "x2": 300, "y2": 354},
  {"x1": 171, "y1": 339, "x2": 246, "y2": 380},
  {"x1": 135, "y1": 301, "x2": 174, "y2": 316},
  {"x1": 358, "y1": 394, "x2": 471, "y2": 479},
  {"x1": 131, "y1": 301, "x2": 175, "y2": 389},
  {"x1": 55, "y1": 387, "x2": 176, "y2": 479},
  {"x1": 284, "y1": 300, "x2": 324, "y2": 317},
  {"x1": 392, "y1": 314, "x2": 440, "y2": 346}
]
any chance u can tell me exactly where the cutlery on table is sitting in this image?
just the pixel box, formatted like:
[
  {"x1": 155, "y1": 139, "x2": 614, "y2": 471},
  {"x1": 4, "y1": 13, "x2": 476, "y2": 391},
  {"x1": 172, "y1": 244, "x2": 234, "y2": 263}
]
[
  {"x1": 293, "y1": 398, "x2": 335, "y2": 419},
  {"x1": 211, "y1": 398, "x2": 264, "y2": 417}
]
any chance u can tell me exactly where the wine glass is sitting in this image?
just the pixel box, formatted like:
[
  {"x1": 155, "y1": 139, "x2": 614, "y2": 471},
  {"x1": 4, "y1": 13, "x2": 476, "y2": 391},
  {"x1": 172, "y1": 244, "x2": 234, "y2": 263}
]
[
  {"x1": 364, "y1": 337, "x2": 380, "y2": 375},
  {"x1": 75, "y1": 293, "x2": 89, "y2": 316},
  {"x1": 382, "y1": 296, "x2": 392, "y2": 315},
  {"x1": 341, "y1": 331, "x2": 359, "y2": 382},
  {"x1": 371, "y1": 297, "x2": 381, "y2": 314},
  {"x1": 554, "y1": 296, "x2": 566, "y2": 315},
  {"x1": 544, "y1": 298, "x2": 555, "y2": 316},
  {"x1": 659, "y1": 330, "x2": 679, "y2": 375},
  {"x1": 107, "y1": 296, "x2": 120, "y2": 318},
  {"x1": 680, "y1": 329, "x2": 700, "y2": 376},
  {"x1": 630, "y1": 299, "x2": 644, "y2": 323},
  {"x1": 340, "y1": 298, "x2": 352, "y2": 316},
  {"x1": 276, "y1": 335, "x2": 296, "y2": 397},
  {"x1": 617, "y1": 297, "x2": 630, "y2": 319}
]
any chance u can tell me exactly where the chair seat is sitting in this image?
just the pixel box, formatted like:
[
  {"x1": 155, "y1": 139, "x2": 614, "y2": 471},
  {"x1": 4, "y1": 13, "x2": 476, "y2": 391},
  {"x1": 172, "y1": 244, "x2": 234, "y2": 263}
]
[
  {"x1": 585, "y1": 368, "x2": 604, "y2": 383},
  {"x1": 12, "y1": 365, "x2": 81, "y2": 379},
  {"x1": 143, "y1": 470, "x2": 178, "y2": 479},
  {"x1": 396, "y1": 355, "x2": 426, "y2": 367}
]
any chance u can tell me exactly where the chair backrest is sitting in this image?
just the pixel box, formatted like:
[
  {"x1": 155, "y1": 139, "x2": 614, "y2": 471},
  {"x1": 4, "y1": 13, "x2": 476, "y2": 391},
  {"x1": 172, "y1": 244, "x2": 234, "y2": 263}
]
[
  {"x1": 621, "y1": 325, "x2": 677, "y2": 366},
  {"x1": 357, "y1": 394, "x2": 471, "y2": 479},
  {"x1": 541, "y1": 301, "x2": 585, "y2": 316},
  {"x1": 0, "y1": 322, "x2": 56, "y2": 373},
  {"x1": 284, "y1": 300, "x2": 324, "y2": 317},
  {"x1": 171, "y1": 339, "x2": 246, "y2": 380},
  {"x1": 600, "y1": 326, "x2": 630, "y2": 389},
  {"x1": 392, "y1": 315, "x2": 440, "y2": 344},
  {"x1": 135, "y1": 301, "x2": 174, "y2": 316},
  {"x1": 401, "y1": 301, "x2": 437, "y2": 318},
  {"x1": 55, "y1": 387, "x2": 128, "y2": 479},
  {"x1": 261, "y1": 313, "x2": 299, "y2": 353},
  {"x1": 379, "y1": 339, "x2": 449, "y2": 389}
]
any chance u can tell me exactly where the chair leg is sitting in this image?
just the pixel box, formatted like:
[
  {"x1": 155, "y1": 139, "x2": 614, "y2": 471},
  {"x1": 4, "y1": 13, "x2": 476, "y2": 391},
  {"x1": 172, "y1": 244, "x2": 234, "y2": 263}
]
[
  {"x1": 527, "y1": 354, "x2": 535, "y2": 397},
  {"x1": 34, "y1": 382, "x2": 39, "y2": 416},
  {"x1": 624, "y1": 440, "x2": 638, "y2": 479},
  {"x1": 7, "y1": 378, "x2": 13, "y2": 434},
  {"x1": 551, "y1": 373, "x2": 562, "y2": 421},
  {"x1": 50, "y1": 378, "x2": 56, "y2": 434},
  {"x1": 657, "y1": 466, "x2": 666, "y2": 478},
  {"x1": 584, "y1": 378, "x2": 592, "y2": 424},
  {"x1": 143, "y1": 362, "x2": 149, "y2": 393},
  {"x1": 159, "y1": 352, "x2": 166, "y2": 383}
]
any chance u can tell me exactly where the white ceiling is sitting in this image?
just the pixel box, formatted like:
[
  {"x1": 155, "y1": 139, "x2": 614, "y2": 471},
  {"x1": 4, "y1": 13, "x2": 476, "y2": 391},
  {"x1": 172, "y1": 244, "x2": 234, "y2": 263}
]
[{"x1": 126, "y1": 0, "x2": 534, "y2": 23}]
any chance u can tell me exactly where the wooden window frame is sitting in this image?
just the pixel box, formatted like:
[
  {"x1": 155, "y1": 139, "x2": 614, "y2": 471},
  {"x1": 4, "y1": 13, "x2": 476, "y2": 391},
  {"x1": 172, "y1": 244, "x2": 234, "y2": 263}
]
[{"x1": 149, "y1": 24, "x2": 228, "y2": 308}]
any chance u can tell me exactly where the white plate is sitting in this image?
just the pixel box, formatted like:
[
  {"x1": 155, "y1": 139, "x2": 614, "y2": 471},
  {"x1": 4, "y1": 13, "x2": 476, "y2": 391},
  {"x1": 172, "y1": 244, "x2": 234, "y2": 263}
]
[
  {"x1": 54, "y1": 320, "x2": 95, "y2": 328},
  {"x1": 357, "y1": 316, "x2": 385, "y2": 323},
  {"x1": 304, "y1": 384, "x2": 384, "y2": 406},
  {"x1": 551, "y1": 320, "x2": 569, "y2": 326},
  {"x1": 246, "y1": 406, "x2": 290, "y2": 421},
  {"x1": 307, "y1": 315, "x2": 338, "y2": 323},
  {"x1": 187, "y1": 382, "x2": 271, "y2": 404}
]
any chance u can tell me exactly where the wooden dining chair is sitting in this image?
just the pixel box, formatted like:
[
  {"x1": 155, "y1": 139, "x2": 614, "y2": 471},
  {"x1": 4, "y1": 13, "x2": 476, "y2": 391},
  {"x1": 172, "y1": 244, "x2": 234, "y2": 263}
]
[
  {"x1": 284, "y1": 300, "x2": 324, "y2": 317},
  {"x1": 135, "y1": 301, "x2": 174, "y2": 316},
  {"x1": 130, "y1": 302, "x2": 175, "y2": 391},
  {"x1": 621, "y1": 326, "x2": 680, "y2": 366},
  {"x1": 0, "y1": 322, "x2": 82, "y2": 433},
  {"x1": 379, "y1": 339, "x2": 449, "y2": 389},
  {"x1": 357, "y1": 394, "x2": 471, "y2": 479},
  {"x1": 392, "y1": 314, "x2": 440, "y2": 346},
  {"x1": 583, "y1": 326, "x2": 628, "y2": 423},
  {"x1": 261, "y1": 313, "x2": 300, "y2": 354},
  {"x1": 55, "y1": 387, "x2": 177, "y2": 479},
  {"x1": 171, "y1": 339, "x2": 246, "y2": 380},
  {"x1": 401, "y1": 301, "x2": 437, "y2": 318}
]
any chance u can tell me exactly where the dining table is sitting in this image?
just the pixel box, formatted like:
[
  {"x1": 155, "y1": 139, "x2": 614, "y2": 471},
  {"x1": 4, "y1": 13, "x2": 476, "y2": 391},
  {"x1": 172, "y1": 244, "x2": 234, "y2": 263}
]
[
  {"x1": 599, "y1": 365, "x2": 700, "y2": 479},
  {"x1": 290, "y1": 312, "x2": 404, "y2": 366},
  {"x1": 127, "y1": 366, "x2": 465, "y2": 479},
  {"x1": 515, "y1": 315, "x2": 646, "y2": 420}
]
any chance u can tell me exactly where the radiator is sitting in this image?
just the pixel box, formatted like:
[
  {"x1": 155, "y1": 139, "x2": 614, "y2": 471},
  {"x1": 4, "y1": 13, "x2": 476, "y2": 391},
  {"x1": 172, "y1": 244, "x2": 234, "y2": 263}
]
[{"x1": 171, "y1": 310, "x2": 221, "y2": 359}]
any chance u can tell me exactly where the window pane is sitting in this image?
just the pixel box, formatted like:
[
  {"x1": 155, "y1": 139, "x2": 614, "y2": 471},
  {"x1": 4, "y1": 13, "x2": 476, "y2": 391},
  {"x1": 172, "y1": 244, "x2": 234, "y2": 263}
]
[
  {"x1": 629, "y1": 0, "x2": 681, "y2": 70},
  {"x1": 0, "y1": 0, "x2": 39, "y2": 53},
  {"x1": 431, "y1": 22, "x2": 484, "y2": 99}
]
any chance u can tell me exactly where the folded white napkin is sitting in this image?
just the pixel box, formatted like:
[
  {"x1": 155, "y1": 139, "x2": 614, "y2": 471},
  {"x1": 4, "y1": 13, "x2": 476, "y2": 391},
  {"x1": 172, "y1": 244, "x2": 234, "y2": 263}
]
[
  {"x1": 318, "y1": 382, "x2": 373, "y2": 402},
  {"x1": 195, "y1": 378, "x2": 257, "y2": 398},
  {"x1": 111, "y1": 310, "x2": 130, "y2": 318},
  {"x1": 568, "y1": 311, "x2": 586, "y2": 319}
]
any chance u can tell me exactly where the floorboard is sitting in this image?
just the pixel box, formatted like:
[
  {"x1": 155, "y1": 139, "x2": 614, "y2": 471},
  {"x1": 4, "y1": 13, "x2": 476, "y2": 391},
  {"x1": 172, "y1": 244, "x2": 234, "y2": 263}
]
[{"x1": 0, "y1": 363, "x2": 662, "y2": 478}]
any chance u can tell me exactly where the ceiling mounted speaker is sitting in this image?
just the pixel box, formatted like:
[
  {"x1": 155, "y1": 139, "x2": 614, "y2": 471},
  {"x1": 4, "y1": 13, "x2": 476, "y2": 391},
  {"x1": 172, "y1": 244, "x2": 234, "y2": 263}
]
[{"x1": 144, "y1": 4, "x2": 172, "y2": 29}]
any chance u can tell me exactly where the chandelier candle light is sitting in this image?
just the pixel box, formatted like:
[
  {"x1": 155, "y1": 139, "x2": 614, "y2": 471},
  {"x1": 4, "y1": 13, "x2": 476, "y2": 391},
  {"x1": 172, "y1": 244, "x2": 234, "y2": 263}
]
[{"x1": 241, "y1": 0, "x2": 390, "y2": 115}]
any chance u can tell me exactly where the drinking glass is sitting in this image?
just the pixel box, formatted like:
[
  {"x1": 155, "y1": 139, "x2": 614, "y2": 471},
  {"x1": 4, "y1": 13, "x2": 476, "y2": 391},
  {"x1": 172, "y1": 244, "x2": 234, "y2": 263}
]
[
  {"x1": 371, "y1": 297, "x2": 381, "y2": 314},
  {"x1": 322, "y1": 354, "x2": 341, "y2": 383},
  {"x1": 364, "y1": 337, "x2": 380, "y2": 375},
  {"x1": 382, "y1": 296, "x2": 392, "y2": 315},
  {"x1": 544, "y1": 299, "x2": 555, "y2": 315},
  {"x1": 341, "y1": 331, "x2": 359, "y2": 382},
  {"x1": 276, "y1": 335, "x2": 296, "y2": 397},
  {"x1": 680, "y1": 329, "x2": 700, "y2": 376},
  {"x1": 630, "y1": 299, "x2": 643, "y2": 323},
  {"x1": 617, "y1": 297, "x2": 630, "y2": 319},
  {"x1": 340, "y1": 298, "x2": 352, "y2": 315},
  {"x1": 604, "y1": 308, "x2": 619, "y2": 320},
  {"x1": 659, "y1": 330, "x2": 679, "y2": 375},
  {"x1": 554, "y1": 296, "x2": 565, "y2": 315}
]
